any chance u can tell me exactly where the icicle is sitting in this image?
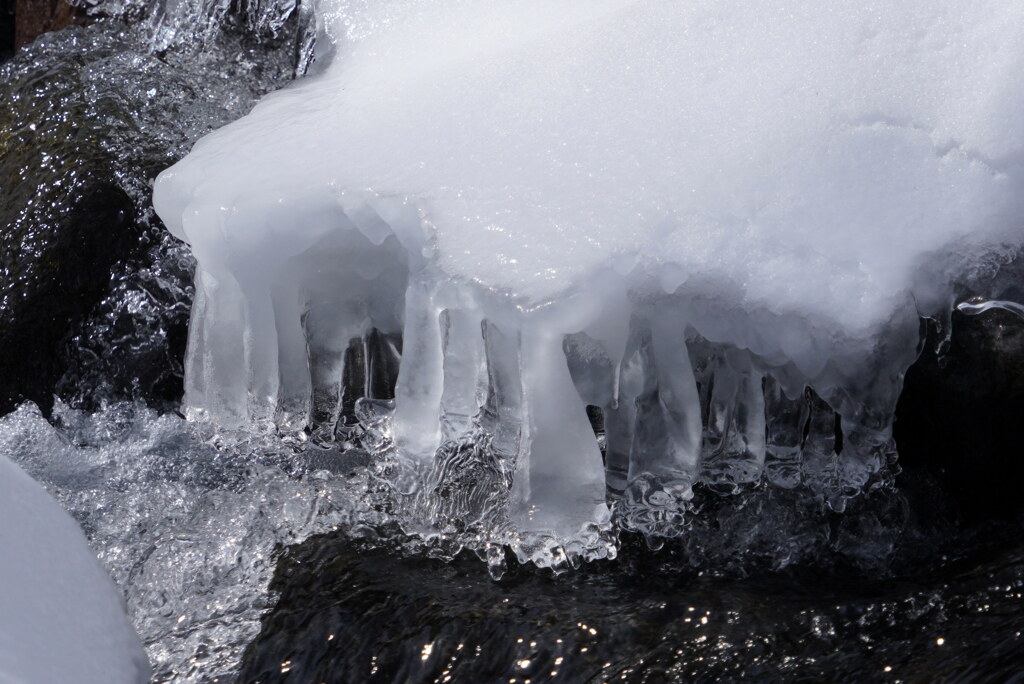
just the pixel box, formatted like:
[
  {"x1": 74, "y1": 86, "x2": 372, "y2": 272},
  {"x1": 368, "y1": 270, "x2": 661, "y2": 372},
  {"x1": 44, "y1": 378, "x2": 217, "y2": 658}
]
[
  {"x1": 649, "y1": 315, "x2": 702, "y2": 485},
  {"x1": 561, "y1": 332, "x2": 624, "y2": 494},
  {"x1": 183, "y1": 268, "x2": 250, "y2": 428},
  {"x1": 365, "y1": 329, "x2": 402, "y2": 400},
  {"x1": 513, "y1": 323, "x2": 607, "y2": 537},
  {"x1": 271, "y1": 276, "x2": 312, "y2": 432},
  {"x1": 602, "y1": 403, "x2": 634, "y2": 496},
  {"x1": 724, "y1": 349, "x2": 767, "y2": 484},
  {"x1": 839, "y1": 420, "x2": 895, "y2": 496},
  {"x1": 480, "y1": 320, "x2": 524, "y2": 462},
  {"x1": 700, "y1": 353, "x2": 740, "y2": 491},
  {"x1": 621, "y1": 318, "x2": 664, "y2": 472},
  {"x1": 439, "y1": 309, "x2": 486, "y2": 442},
  {"x1": 238, "y1": 282, "x2": 280, "y2": 427},
  {"x1": 307, "y1": 324, "x2": 354, "y2": 441},
  {"x1": 336, "y1": 335, "x2": 367, "y2": 437},
  {"x1": 763, "y1": 375, "x2": 808, "y2": 489},
  {"x1": 616, "y1": 313, "x2": 701, "y2": 537},
  {"x1": 392, "y1": 274, "x2": 444, "y2": 460},
  {"x1": 801, "y1": 388, "x2": 841, "y2": 507}
]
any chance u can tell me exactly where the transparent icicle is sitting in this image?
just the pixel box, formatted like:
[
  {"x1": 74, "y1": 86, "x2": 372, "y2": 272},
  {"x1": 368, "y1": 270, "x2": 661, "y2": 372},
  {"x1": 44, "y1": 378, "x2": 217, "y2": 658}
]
[
  {"x1": 438, "y1": 309, "x2": 486, "y2": 442},
  {"x1": 763, "y1": 375, "x2": 808, "y2": 489},
  {"x1": 392, "y1": 274, "x2": 444, "y2": 460}
]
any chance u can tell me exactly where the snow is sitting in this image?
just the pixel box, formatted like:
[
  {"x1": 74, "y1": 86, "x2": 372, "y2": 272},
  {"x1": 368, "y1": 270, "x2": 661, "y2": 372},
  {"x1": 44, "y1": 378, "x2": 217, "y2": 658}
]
[{"x1": 0, "y1": 454, "x2": 149, "y2": 683}]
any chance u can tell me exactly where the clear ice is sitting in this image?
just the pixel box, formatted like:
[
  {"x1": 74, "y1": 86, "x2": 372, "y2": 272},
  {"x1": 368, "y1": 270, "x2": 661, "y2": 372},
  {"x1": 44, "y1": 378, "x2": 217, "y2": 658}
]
[{"x1": 154, "y1": 1, "x2": 1024, "y2": 555}]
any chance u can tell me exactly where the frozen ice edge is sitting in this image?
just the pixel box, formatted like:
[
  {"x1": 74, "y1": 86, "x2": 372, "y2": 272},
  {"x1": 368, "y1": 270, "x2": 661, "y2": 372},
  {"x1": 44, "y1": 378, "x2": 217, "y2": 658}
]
[
  {"x1": 152, "y1": 184, "x2": 994, "y2": 567},
  {"x1": 152, "y1": 185, "x2": 932, "y2": 568}
]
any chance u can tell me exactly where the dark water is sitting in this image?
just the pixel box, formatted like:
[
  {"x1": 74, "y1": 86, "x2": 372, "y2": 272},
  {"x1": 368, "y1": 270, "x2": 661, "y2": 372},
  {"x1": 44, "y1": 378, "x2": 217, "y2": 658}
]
[{"x1": 240, "y1": 527, "x2": 1024, "y2": 683}]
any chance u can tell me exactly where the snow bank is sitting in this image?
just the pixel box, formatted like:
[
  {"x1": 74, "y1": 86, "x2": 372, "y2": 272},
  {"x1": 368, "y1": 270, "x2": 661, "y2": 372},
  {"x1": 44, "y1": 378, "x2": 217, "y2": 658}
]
[{"x1": 0, "y1": 454, "x2": 149, "y2": 683}]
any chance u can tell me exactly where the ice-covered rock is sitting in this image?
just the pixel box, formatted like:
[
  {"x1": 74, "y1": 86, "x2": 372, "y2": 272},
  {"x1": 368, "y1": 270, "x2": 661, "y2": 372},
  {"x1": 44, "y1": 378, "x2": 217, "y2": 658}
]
[
  {"x1": 154, "y1": 1, "x2": 1024, "y2": 546},
  {"x1": 0, "y1": 453, "x2": 149, "y2": 683}
]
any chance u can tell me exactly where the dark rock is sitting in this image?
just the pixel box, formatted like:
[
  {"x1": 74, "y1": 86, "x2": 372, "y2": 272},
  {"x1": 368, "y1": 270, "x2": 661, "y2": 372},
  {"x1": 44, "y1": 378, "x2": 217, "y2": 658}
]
[
  {"x1": 1, "y1": 0, "x2": 13, "y2": 61},
  {"x1": 895, "y1": 303, "x2": 1024, "y2": 524},
  {"x1": 239, "y1": 533, "x2": 1024, "y2": 683},
  {"x1": 0, "y1": 35, "x2": 143, "y2": 412},
  {"x1": 15, "y1": 0, "x2": 88, "y2": 50},
  {"x1": 0, "y1": 179, "x2": 137, "y2": 414},
  {"x1": 0, "y1": 16, "x2": 299, "y2": 414}
]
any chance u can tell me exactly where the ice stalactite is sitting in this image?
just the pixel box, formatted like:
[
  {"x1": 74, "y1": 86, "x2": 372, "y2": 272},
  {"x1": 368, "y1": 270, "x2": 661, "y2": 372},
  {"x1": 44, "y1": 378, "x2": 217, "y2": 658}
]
[{"x1": 162, "y1": 225, "x2": 923, "y2": 557}]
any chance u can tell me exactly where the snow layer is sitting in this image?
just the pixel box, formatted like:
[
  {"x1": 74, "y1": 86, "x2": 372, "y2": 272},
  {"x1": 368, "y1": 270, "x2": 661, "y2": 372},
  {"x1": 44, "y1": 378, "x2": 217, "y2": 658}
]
[
  {"x1": 154, "y1": 1, "x2": 1024, "y2": 540},
  {"x1": 159, "y1": 1, "x2": 1024, "y2": 318},
  {"x1": 0, "y1": 454, "x2": 149, "y2": 683}
]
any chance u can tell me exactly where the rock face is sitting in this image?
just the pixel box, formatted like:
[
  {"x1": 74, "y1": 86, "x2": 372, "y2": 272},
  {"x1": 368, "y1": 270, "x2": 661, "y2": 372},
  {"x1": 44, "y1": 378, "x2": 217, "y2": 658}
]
[
  {"x1": 0, "y1": 176, "x2": 137, "y2": 414},
  {"x1": 0, "y1": 22, "x2": 139, "y2": 413},
  {"x1": 896, "y1": 302, "x2": 1024, "y2": 524},
  {"x1": 14, "y1": 0, "x2": 87, "y2": 49},
  {"x1": 239, "y1": 534, "x2": 1024, "y2": 683}
]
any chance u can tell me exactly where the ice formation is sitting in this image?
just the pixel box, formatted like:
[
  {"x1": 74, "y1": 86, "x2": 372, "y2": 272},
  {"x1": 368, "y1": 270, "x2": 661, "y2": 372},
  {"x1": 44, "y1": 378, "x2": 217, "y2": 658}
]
[
  {"x1": 0, "y1": 453, "x2": 150, "y2": 683},
  {"x1": 155, "y1": 2, "x2": 1024, "y2": 550}
]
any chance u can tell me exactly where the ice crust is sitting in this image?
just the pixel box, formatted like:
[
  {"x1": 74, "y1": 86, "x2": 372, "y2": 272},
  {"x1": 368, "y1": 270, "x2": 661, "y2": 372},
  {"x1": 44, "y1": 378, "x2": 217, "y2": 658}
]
[
  {"x1": 0, "y1": 452, "x2": 150, "y2": 683},
  {"x1": 155, "y1": 2, "x2": 1024, "y2": 542}
]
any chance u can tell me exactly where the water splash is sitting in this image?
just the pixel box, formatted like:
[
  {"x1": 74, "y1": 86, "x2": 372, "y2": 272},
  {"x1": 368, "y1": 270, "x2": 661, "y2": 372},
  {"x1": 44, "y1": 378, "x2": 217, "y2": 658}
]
[
  {"x1": 80, "y1": 0, "x2": 310, "y2": 55},
  {"x1": 0, "y1": 401, "x2": 384, "y2": 679}
]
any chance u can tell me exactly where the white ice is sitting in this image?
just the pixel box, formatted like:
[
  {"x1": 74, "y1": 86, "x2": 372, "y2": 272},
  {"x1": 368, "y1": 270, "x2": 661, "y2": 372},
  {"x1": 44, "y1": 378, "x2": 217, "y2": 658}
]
[
  {"x1": 0, "y1": 454, "x2": 149, "y2": 683},
  {"x1": 154, "y1": 1, "x2": 1024, "y2": 543}
]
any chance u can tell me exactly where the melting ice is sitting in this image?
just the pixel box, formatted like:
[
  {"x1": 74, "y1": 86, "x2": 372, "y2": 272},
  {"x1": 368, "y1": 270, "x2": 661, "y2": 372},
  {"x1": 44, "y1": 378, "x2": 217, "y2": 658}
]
[{"x1": 154, "y1": 2, "x2": 1024, "y2": 556}]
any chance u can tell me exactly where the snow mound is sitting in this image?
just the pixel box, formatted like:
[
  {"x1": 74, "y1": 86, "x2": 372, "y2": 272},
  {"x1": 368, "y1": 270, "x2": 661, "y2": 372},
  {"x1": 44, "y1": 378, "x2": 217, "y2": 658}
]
[
  {"x1": 154, "y1": 1, "x2": 1024, "y2": 546},
  {"x1": 0, "y1": 454, "x2": 149, "y2": 683}
]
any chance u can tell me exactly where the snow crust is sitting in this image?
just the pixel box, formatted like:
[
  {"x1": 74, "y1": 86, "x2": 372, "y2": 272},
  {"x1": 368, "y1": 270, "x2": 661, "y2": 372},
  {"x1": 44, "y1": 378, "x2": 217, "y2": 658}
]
[
  {"x1": 154, "y1": 1, "x2": 1024, "y2": 544},
  {"x1": 0, "y1": 454, "x2": 149, "y2": 683}
]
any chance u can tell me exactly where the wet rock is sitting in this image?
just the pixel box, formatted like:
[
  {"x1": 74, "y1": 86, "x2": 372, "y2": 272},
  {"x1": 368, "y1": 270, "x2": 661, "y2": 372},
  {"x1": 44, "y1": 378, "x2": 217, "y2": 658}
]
[
  {"x1": 0, "y1": 177, "x2": 137, "y2": 413},
  {"x1": 239, "y1": 533, "x2": 1024, "y2": 683},
  {"x1": 1, "y1": 0, "x2": 14, "y2": 61},
  {"x1": 895, "y1": 298, "x2": 1024, "y2": 523},
  {"x1": 0, "y1": 17, "x2": 299, "y2": 413},
  {"x1": 15, "y1": 0, "x2": 88, "y2": 50}
]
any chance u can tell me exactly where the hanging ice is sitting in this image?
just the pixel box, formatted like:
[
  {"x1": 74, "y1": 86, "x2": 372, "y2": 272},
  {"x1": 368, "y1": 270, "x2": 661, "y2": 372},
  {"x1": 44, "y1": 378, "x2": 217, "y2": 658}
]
[{"x1": 154, "y1": 1, "x2": 1024, "y2": 547}]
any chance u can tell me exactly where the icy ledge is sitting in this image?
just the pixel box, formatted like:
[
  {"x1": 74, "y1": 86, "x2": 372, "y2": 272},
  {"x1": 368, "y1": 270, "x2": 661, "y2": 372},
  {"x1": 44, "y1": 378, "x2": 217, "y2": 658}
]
[{"x1": 154, "y1": 1, "x2": 1024, "y2": 557}]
